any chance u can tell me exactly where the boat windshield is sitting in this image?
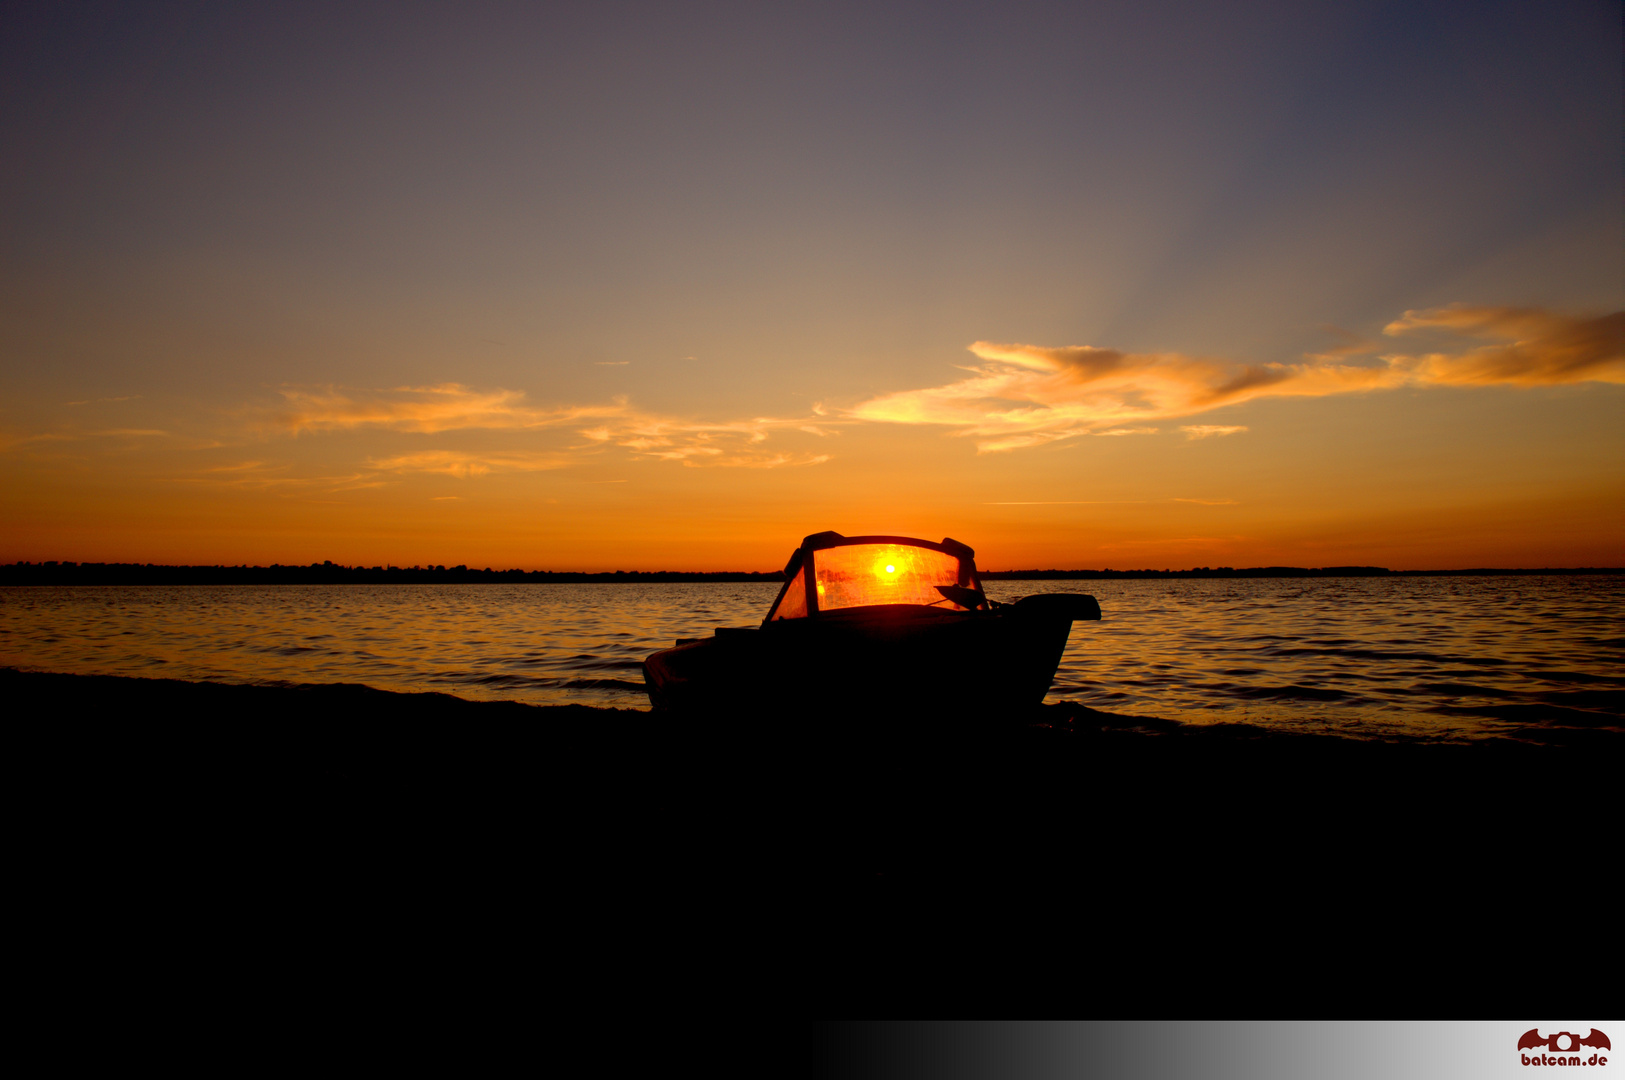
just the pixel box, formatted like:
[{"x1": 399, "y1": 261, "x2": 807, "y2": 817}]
[{"x1": 813, "y1": 543, "x2": 974, "y2": 612}]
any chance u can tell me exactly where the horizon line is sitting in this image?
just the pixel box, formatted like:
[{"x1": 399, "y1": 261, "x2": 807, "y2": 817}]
[{"x1": 3, "y1": 559, "x2": 1622, "y2": 580}]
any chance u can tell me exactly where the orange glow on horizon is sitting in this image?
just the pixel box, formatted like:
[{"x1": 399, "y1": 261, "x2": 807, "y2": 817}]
[{"x1": 2, "y1": 319, "x2": 1620, "y2": 573}]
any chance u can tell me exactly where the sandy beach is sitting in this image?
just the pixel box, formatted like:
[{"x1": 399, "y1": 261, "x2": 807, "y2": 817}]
[{"x1": 11, "y1": 665, "x2": 1616, "y2": 1008}]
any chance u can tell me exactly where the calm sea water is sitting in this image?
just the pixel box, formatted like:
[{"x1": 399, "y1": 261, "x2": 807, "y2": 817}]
[{"x1": 3, "y1": 577, "x2": 1621, "y2": 740}]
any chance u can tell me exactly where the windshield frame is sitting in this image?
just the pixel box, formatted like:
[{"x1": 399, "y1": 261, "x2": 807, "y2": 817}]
[{"x1": 763, "y1": 533, "x2": 982, "y2": 623}]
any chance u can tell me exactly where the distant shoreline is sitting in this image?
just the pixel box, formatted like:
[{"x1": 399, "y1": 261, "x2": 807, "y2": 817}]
[{"x1": 2, "y1": 560, "x2": 1621, "y2": 585}]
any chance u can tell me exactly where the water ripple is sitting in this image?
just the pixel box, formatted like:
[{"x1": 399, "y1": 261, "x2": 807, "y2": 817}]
[{"x1": 1, "y1": 577, "x2": 1621, "y2": 740}]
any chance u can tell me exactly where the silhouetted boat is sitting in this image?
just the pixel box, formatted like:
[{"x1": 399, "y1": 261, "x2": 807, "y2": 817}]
[{"x1": 642, "y1": 531, "x2": 1101, "y2": 716}]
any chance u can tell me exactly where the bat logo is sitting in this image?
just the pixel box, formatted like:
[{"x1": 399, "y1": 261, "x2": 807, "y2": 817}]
[{"x1": 1518, "y1": 1029, "x2": 1611, "y2": 1053}]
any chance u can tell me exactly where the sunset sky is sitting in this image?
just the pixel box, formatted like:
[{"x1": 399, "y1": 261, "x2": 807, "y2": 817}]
[{"x1": 3, "y1": 1, "x2": 1621, "y2": 571}]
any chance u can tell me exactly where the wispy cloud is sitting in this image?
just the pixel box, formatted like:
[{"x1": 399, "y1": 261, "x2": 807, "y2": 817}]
[
  {"x1": 178, "y1": 454, "x2": 554, "y2": 491},
  {"x1": 174, "y1": 460, "x2": 384, "y2": 492},
  {"x1": 1380, "y1": 305, "x2": 1624, "y2": 386},
  {"x1": 0, "y1": 428, "x2": 168, "y2": 450},
  {"x1": 65, "y1": 395, "x2": 142, "y2": 406},
  {"x1": 0, "y1": 432, "x2": 70, "y2": 450},
  {"x1": 851, "y1": 305, "x2": 1623, "y2": 452},
  {"x1": 984, "y1": 497, "x2": 1237, "y2": 506},
  {"x1": 577, "y1": 411, "x2": 833, "y2": 467},
  {"x1": 366, "y1": 450, "x2": 572, "y2": 478},
  {"x1": 268, "y1": 384, "x2": 604, "y2": 434},
  {"x1": 265, "y1": 383, "x2": 836, "y2": 469},
  {"x1": 1303, "y1": 325, "x2": 1379, "y2": 363},
  {"x1": 1181, "y1": 425, "x2": 1248, "y2": 439},
  {"x1": 850, "y1": 341, "x2": 1403, "y2": 451},
  {"x1": 16, "y1": 304, "x2": 1612, "y2": 478}
]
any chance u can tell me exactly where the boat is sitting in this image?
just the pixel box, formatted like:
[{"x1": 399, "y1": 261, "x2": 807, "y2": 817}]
[{"x1": 642, "y1": 531, "x2": 1101, "y2": 717}]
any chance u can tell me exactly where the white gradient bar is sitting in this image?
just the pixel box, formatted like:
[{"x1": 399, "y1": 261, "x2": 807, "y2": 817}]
[{"x1": 821, "y1": 1021, "x2": 1622, "y2": 1080}]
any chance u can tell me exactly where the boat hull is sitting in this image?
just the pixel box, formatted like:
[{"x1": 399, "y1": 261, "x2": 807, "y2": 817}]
[{"x1": 643, "y1": 593, "x2": 1099, "y2": 718}]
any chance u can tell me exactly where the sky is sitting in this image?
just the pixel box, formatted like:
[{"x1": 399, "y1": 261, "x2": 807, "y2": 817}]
[{"x1": 2, "y1": 0, "x2": 1621, "y2": 571}]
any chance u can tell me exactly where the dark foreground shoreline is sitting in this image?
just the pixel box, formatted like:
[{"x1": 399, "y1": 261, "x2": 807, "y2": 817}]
[{"x1": 10, "y1": 667, "x2": 1616, "y2": 1011}]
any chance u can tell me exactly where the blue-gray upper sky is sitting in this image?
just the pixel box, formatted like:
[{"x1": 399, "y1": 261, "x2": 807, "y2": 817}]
[{"x1": 6, "y1": 1, "x2": 1618, "y2": 394}]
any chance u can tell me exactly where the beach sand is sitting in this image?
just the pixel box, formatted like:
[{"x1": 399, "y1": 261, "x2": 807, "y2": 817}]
[{"x1": 9, "y1": 666, "x2": 1615, "y2": 1010}]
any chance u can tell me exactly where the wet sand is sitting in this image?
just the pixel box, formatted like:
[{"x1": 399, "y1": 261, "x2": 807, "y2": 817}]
[{"x1": 10, "y1": 667, "x2": 1616, "y2": 1011}]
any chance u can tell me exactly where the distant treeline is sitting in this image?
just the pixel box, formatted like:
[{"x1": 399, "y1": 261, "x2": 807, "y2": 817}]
[
  {"x1": 978, "y1": 566, "x2": 1625, "y2": 579},
  {"x1": 0, "y1": 561, "x2": 788, "y2": 585},
  {"x1": 3, "y1": 560, "x2": 1621, "y2": 585}
]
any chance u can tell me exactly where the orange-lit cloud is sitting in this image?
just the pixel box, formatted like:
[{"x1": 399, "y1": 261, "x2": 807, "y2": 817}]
[
  {"x1": 576, "y1": 413, "x2": 832, "y2": 467},
  {"x1": 1380, "y1": 305, "x2": 1625, "y2": 386},
  {"x1": 176, "y1": 461, "x2": 384, "y2": 492},
  {"x1": 366, "y1": 450, "x2": 574, "y2": 478},
  {"x1": 851, "y1": 305, "x2": 1623, "y2": 451},
  {"x1": 8, "y1": 305, "x2": 1614, "y2": 484},
  {"x1": 850, "y1": 342, "x2": 1403, "y2": 450},
  {"x1": 269, "y1": 384, "x2": 602, "y2": 434},
  {"x1": 0, "y1": 428, "x2": 169, "y2": 451},
  {"x1": 265, "y1": 383, "x2": 834, "y2": 469}
]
